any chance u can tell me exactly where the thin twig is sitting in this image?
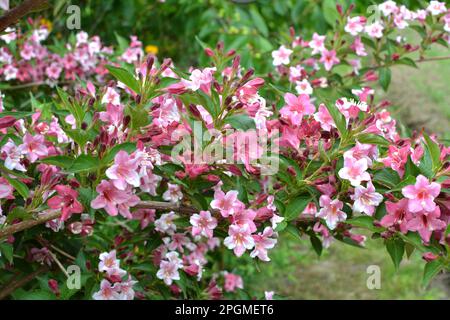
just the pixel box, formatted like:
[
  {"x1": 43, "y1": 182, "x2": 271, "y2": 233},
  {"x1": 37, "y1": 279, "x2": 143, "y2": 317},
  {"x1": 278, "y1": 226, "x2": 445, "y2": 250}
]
[
  {"x1": 47, "y1": 250, "x2": 69, "y2": 278},
  {"x1": 0, "y1": 265, "x2": 49, "y2": 300},
  {"x1": 0, "y1": 201, "x2": 200, "y2": 239},
  {"x1": 0, "y1": 0, "x2": 49, "y2": 32}
]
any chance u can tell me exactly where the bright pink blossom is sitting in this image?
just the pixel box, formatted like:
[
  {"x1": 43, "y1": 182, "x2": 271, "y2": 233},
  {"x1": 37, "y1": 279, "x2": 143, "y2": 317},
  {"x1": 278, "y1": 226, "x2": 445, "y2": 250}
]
[
  {"x1": 316, "y1": 195, "x2": 347, "y2": 230},
  {"x1": 320, "y1": 49, "x2": 340, "y2": 71},
  {"x1": 279, "y1": 93, "x2": 315, "y2": 126},
  {"x1": 402, "y1": 175, "x2": 441, "y2": 213},
  {"x1": 250, "y1": 227, "x2": 277, "y2": 261},
  {"x1": 338, "y1": 156, "x2": 371, "y2": 187},
  {"x1": 47, "y1": 185, "x2": 83, "y2": 221},
  {"x1": 210, "y1": 189, "x2": 241, "y2": 217},
  {"x1": 406, "y1": 207, "x2": 446, "y2": 243},
  {"x1": 106, "y1": 151, "x2": 140, "y2": 190},
  {"x1": 351, "y1": 181, "x2": 383, "y2": 216}
]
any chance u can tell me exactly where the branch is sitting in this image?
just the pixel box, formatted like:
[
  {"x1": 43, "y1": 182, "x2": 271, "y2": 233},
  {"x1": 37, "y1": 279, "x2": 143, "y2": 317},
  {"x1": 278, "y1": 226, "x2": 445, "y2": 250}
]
[
  {"x1": 0, "y1": 0, "x2": 49, "y2": 32},
  {"x1": 0, "y1": 265, "x2": 49, "y2": 300},
  {"x1": 0, "y1": 201, "x2": 200, "y2": 239}
]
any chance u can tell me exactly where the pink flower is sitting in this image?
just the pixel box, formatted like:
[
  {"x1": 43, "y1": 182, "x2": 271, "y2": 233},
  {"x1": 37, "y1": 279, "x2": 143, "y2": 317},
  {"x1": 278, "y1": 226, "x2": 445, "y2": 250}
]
[
  {"x1": 19, "y1": 133, "x2": 48, "y2": 163},
  {"x1": 162, "y1": 183, "x2": 183, "y2": 203},
  {"x1": 154, "y1": 211, "x2": 178, "y2": 234},
  {"x1": 231, "y1": 208, "x2": 257, "y2": 233},
  {"x1": 265, "y1": 291, "x2": 275, "y2": 300},
  {"x1": 250, "y1": 227, "x2": 277, "y2": 261},
  {"x1": 427, "y1": 1, "x2": 447, "y2": 15},
  {"x1": 106, "y1": 151, "x2": 140, "y2": 190},
  {"x1": 351, "y1": 181, "x2": 383, "y2": 216},
  {"x1": 224, "y1": 224, "x2": 255, "y2": 257},
  {"x1": 91, "y1": 180, "x2": 135, "y2": 217},
  {"x1": 210, "y1": 189, "x2": 241, "y2": 217},
  {"x1": 320, "y1": 49, "x2": 340, "y2": 71},
  {"x1": 132, "y1": 209, "x2": 155, "y2": 229},
  {"x1": 190, "y1": 210, "x2": 218, "y2": 238},
  {"x1": 272, "y1": 45, "x2": 293, "y2": 66},
  {"x1": 316, "y1": 195, "x2": 347, "y2": 230},
  {"x1": 309, "y1": 33, "x2": 326, "y2": 54},
  {"x1": 156, "y1": 252, "x2": 183, "y2": 285},
  {"x1": 380, "y1": 199, "x2": 411, "y2": 233},
  {"x1": 338, "y1": 156, "x2": 371, "y2": 187},
  {"x1": 1, "y1": 139, "x2": 26, "y2": 172},
  {"x1": 365, "y1": 22, "x2": 384, "y2": 38},
  {"x1": 314, "y1": 104, "x2": 336, "y2": 131},
  {"x1": 402, "y1": 175, "x2": 441, "y2": 213},
  {"x1": 381, "y1": 144, "x2": 410, "y2": 176},
  {"x1": 224, "y1": 272, "x2": 244, "y2": 292},
  {"x1": 98, "y1": 250, "x2": 126, "y2": 278},
  {"x1": 0, "y1": 177, "x2": 14, "y2": 199},
  {"x1": 344, "y1": 141, "x2": 378, "y2": 166},
  {"x1": 295, "y1": 79, "x2": 313, "y2": 95},
  {"x1": 183, "y1": 67, "x2": 215, "y2": 94},
  {"x1": 279, "y1": 93, "x2": 315, "y2": 126},
  {"x1": 101, "y1": 87, "x2": 120, "y2": 106},
  {"x1": 345, "y1": 16, "x2": 366, "y2": 36},
  {"x1": 47, "y1": 185, "x2": 83, "y2": 221},
  {"x1": 92, "y1": 280, "x2": 121, "y2": 300},
  {"x1": 378, "y1": 1, "x2": 398, "y2": 16},
  {"x1": 406, "y1": 207, "x2": 446, "y2": 243},
  {"x1": 115, "y1": 277, "x2": 138, "y2": 300}
]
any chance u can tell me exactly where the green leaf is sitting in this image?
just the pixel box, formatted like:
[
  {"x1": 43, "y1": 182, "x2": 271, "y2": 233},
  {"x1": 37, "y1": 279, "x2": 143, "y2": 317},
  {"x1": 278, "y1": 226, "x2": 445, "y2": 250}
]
[
  {"x1": 0, "y1": 243, "x2": 14, "y2": 263},
  {"x1": 224, "y1": 114, "x2": 256, "y2": 131},
  {"x1": 6, "y1": 206, "x2": 31, "y2": 223},
  {"x1": 423, "y1": 133, "x2": 441, "y2": 174},
  {"x1": 395, "y1": 57, "x2": 418, "y2": 68},
  {"x1": 285, "y1": 224, "x2": 302, "y2": 240},
  {"x1": 102, "y1": 142, "x2": 137, "y2": 165},
  {"x1": 322, "y1": 0, "x2": 340, "y2": 26},
  {"x1": 345, "y1": 216, "x2": 383, "y2": 232},
  {"x1": 323, "y1": 102, "x2": 347, "y2": 138},
  {"x1": 40, "y1": 155, "x2": 74, "y2": 168},
  {"x1": 4, "y1": 175, "x2": 29, "y2": 199},
  {"x1": 422, "y1": 260, "x2": 443, "y2": 288},
  {"x1": 310, "y1": 233, "x2": 323, "y2": 257},
  {"x1": 355, "y1": 133, "x2": 389, "y2": 146},
  {"x1": 13, "y1": 289, "x2": 56, "y2": 300},
  {"x1": 106, "y1": 65, "x2": 140, "y2": 93},
  {"x1": 386, "y1": 238, "x2": 404, "y2": 271},
  {"x1": 379, "y1": 67, "x2": 391, "y2": 91},
  {"x1": 0, "y1": 111, "x2": 34, "y2": 119},
  {"x1": 56, "y1": 87, "x2": 85, "y2": 126},
  {"x1": 373, "y1": 168, "x2": 401, "y2": 188},
  {"x1": 249, "y1": 6, "x2": 268, "y2": 37},
  {"x1": 284, "y1": 196, "x2": 311, "y2": 221},
  {"x1": 68, "y1": 155, "x2": 99, "y2": 173}
]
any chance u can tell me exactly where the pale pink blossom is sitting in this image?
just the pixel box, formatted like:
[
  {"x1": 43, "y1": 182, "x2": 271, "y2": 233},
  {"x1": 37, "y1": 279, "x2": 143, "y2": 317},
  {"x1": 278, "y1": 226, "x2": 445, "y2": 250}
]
[
  {"x1": 92, "y1": 280, "x2": 121, "y2": 300},
  {"x1": 316, "y1": 195, "x2": 347, "y2": 230},
  {"x1": 190, "y1": 210, "x2": 218, "y2": 238},
  {"x1": 162, "y1": 183, "x2": 183, "y2": 203},
  {"x1": 379, "y1": 199, "x2": 411, "y2": 233},
  {"x1": 378, "y1": 1, "x2": 398, "y2": 16},
  {"x1": 224, "y1": 224, "x2": 255, "y2": 257},
  {"x1": 154, "y1": 211, "x2": 178, "y2": 234},
  {"x1": 106, "y1": 151, "x2": 140, "y2": 190},
  {"x1": 427, "y1": 1, "x2": 447, "y2": 15},
  {"x1": 402, "y1": 175, "x2": 441, "y2": 213},
  {"x1": 91, "y1": 180, "x2": 136, "y2": 217},
  {"x1": 1, "y1": 139, "x2": 26, "y2": 171},
  {"x1": 210, "y1": 189, "x2": 241, "y2": 217},
  {"x1": 272, "y1": 45, "x2": 293, "y2": 66},
  {"x1": 351, "y1": 181, "x2": 383, "y2": 216},
  {"x1": 351, "y1": 36, "x2": 367, "y2": 56},
  {"x1": 338, "y1": 156, "x2": 371, "y2": 187},
  {"x1": 157, "y1": 251, "x2": 183, "y2": 285},
  {"x1": 309, "y1": 33, "x2": 326, "y2": 55},
  {"x1": 295, "y1": 79, "x2": 313, "y2": 95},
  {"x1": 345, "y1": 16, "x2": 366, "y2": 36},
  {"x1": 250, "y1": 227, "x2": 277, "y2": 261},
  {"x1": 101, "y1": 87, "x2": 121, "y2": 106},
  {"x1": 19, "y1": 133, "x2": 48, "y2": 163},
  {"x1": 365, "y1": 22, "x2": 384, "y2": 38},
  {"x1": 99, "y1": 250, "x2": 126, "y2": 278}
]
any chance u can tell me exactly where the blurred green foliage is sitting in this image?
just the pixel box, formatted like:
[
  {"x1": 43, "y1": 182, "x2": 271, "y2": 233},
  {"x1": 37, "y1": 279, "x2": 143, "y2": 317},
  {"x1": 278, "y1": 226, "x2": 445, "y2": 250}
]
[{"x1": 29, "y1": 0, "x2": 422, "y2": 72}]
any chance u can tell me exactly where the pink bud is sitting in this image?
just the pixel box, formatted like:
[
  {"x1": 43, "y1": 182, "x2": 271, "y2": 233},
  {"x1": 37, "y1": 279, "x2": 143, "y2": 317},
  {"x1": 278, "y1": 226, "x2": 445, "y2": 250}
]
[{"x1": 0, "y1": 116, "x2": 17, "y2": 129}]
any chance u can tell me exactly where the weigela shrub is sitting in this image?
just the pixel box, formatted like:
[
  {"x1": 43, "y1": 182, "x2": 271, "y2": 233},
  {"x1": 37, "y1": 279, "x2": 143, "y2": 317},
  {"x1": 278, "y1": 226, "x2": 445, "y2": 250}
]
[{"x1": 0, "y1": 1, "x2": 449, "y2": 300}]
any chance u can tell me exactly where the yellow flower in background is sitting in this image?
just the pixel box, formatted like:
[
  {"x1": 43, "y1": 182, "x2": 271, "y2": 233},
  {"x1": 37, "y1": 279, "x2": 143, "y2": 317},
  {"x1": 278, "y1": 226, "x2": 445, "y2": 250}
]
[
  {"x1": 145, "y1": 45, "x2": 159, "y2": 55},
  {"x1": 40, "y1": 18, "x2": 53, "y2": 32}
]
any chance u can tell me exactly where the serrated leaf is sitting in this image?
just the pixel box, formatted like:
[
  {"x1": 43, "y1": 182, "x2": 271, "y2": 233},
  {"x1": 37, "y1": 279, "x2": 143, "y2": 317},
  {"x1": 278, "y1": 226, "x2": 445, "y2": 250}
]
[
  {"x1": 4, "y1": 175, "x2": 29, "y2": 199},
  {"x1": 386, "y1": 238, "x2": 404, "y2": 271},
  {"x1": 355, "y1": 133, "x2": 389, "y2": 146},
  {"x1": 422, "y1": 260, "x2": 443, "y2": 288},
  {"x1": 284, "y1": 196, "x2": 311, "y2": 221},
  {"x1": 106, "y1": 65, "x2": 140, "y2": 93},
  {"x1": 379, "y1": 67, "x2": 391, "y2": 91}
]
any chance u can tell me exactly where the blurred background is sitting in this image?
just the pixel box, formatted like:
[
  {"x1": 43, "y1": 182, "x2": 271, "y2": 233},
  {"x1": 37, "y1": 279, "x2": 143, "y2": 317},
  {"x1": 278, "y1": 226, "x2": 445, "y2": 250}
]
[{"x1": 4, "y1": 0, "x2": 450, "y2": 299}]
